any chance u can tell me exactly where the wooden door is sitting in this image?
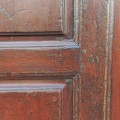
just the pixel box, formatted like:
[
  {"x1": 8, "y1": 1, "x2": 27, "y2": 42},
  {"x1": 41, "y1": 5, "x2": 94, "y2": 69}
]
[
  {"x1": 0, "y1": 0, "x2": 117, "y2": 120},
  {"x1": 0, "y1": 0, "x2": 80, "y2": 120}
]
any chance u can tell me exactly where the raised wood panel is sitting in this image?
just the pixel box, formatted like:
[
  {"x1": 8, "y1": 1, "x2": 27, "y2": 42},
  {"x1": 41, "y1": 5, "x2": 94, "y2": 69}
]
[
  {"x1": 0, "y1": 0, "x2": 78, "y2": 120},
  {"x1": 0, "y1": 41, "x2": 79, "y2": 79},
  {"x1": 0, "y1": 0, "x2": 73, "y2": 36},
  {"x1": 0, "y1": 80, "x2": 72, "y2": 120}
]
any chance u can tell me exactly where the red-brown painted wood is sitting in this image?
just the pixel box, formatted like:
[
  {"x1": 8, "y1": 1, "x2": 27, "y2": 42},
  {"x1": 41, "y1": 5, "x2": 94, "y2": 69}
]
[
  {"x1": 0, "y1": 41, "x2": 79, "y2": 79},
  {"x1": 0, "y1": 80, "x2": 72, "y2": 120},
  {"x1": 112, "y1": 0, "x2": 120, "y2": 119},
  {"x1": 0, "y1": 0, "x2": 73, "y2": 36},
  {"x1": 0, "y1": 0, "x2": 78, "y2": 119},
  {"x1": 0, "y1": 0, "x2": 61, "y2": 32},
  {"x1": 75, "y1": 0, "x2": 114, "y2": 119},
  {"x1": 0, "y1": 0, "x2": 114, "y2": 119}
]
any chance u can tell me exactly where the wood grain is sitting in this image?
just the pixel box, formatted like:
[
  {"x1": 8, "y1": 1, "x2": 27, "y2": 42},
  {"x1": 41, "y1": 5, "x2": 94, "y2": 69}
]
[
  {"x1": 0, "y1": 0, "x2": 61, "y2": 33},
  {"x1": 0, "y1": 0, "x2": 73, "y2": 36},
  {"x1": 74, "y1": 0, "x2": 114, "y2": 119},
  {"x1": 112, "y1": 0, "x2": 120, "y2": 119},
  {"x1": 0, "y1": 41, "x2": 79, "y2": 79},
  {"x1": 0, "y1": 0, "x2": 115, "y2": 119},
  {"x1": 0, "y1": 0, "x2": 77, "y2": 120},
  {"x1": 0, "y1": 80, "x2": 72, "y2": 120}
]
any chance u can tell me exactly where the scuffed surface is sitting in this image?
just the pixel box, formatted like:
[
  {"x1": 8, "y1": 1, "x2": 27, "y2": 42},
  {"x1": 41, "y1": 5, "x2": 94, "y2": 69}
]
[
  {"x1": 0, "y1": 0, "x2": 61, "y2": 32},
  {"x1": 77, "y1": 0, "x2": 110, "y2": 119}
]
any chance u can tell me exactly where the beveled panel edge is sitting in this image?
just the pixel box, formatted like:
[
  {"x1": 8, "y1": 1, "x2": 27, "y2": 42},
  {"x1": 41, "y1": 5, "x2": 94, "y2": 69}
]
[
  {"x1": 0, "y1": 31, "x2": 64, "y2": 36},
  {"x1": 0, "y1": 79, "x2": 73, "y2": 120},
  {"x1": 0, "y1": 0, "x2": 73, "y2": 37},
  {"x1": 0, "y1": 40, "x2": 79, "y2": 50},
  {"x1": 0, "y1": 83, "x2": 65, "y2": 92},
  {"x1": 0, "y1": 40, "x2": 79, "y2": 80}
]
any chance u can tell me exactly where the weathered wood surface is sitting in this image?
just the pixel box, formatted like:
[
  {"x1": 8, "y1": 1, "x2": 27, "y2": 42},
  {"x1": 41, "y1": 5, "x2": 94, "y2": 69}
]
[
  {"x1": 112, "y1": 0, "x2": 120, "y2": 119},
  {"x1": 0, "y1": 41, "x2": 79, "y2": 79},
  {"x1": 0, "y1": 0, "x2": 115, "y2": 119},
  {"x1": 74, "y1": 0, "x2": 114, "y2": 119},
  {"x1": 0, "y1": 0, "x2": 61, "y2": 32},
  {"x1": 0, "y1": 0, "x2": 73, "y2": 36},
  {"x1": 0, "y1": 80, "x2": 72, "y2": 120}
]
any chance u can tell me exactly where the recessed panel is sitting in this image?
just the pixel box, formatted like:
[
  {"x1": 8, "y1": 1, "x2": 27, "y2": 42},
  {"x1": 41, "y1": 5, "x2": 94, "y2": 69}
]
[
  {"x1": 0, "y1": 80, "x2": 72, "y2": 120},
  {"x1": 0, "y1": 0, "x2": 73, "y2": 36}
]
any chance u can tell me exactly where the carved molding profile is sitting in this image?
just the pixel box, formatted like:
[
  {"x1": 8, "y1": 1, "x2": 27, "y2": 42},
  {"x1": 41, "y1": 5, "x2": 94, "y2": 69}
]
[{"x1": 0, "y1": 0, "x2": 73, "y2": 36}]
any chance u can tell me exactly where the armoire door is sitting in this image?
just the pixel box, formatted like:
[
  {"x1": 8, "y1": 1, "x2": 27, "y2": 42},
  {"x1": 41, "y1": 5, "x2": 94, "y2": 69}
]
[{"x1": 0, "y1": 0, "x2": 80, "y2": 120}]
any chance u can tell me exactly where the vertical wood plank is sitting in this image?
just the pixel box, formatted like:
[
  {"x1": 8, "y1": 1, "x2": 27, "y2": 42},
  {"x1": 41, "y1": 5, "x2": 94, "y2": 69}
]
[
  {"x1": 74, "y1": 0, "x2": 114, "y2": 119},
  {"x1": 112, "y1": 0, "x2": 120, "y2": 119}
]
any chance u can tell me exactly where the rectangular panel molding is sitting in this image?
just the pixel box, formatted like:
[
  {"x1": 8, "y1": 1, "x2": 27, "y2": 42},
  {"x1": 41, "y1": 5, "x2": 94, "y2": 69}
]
[
  {"x1": 0, "y1": 0, "x2": 73, "y2": 36},
  {"x1": 0, "y1": 80, "x2": 72, "y2": 120},
  {"x1": 0, "y1": 41, "x2": 79, "y2": 79}
]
